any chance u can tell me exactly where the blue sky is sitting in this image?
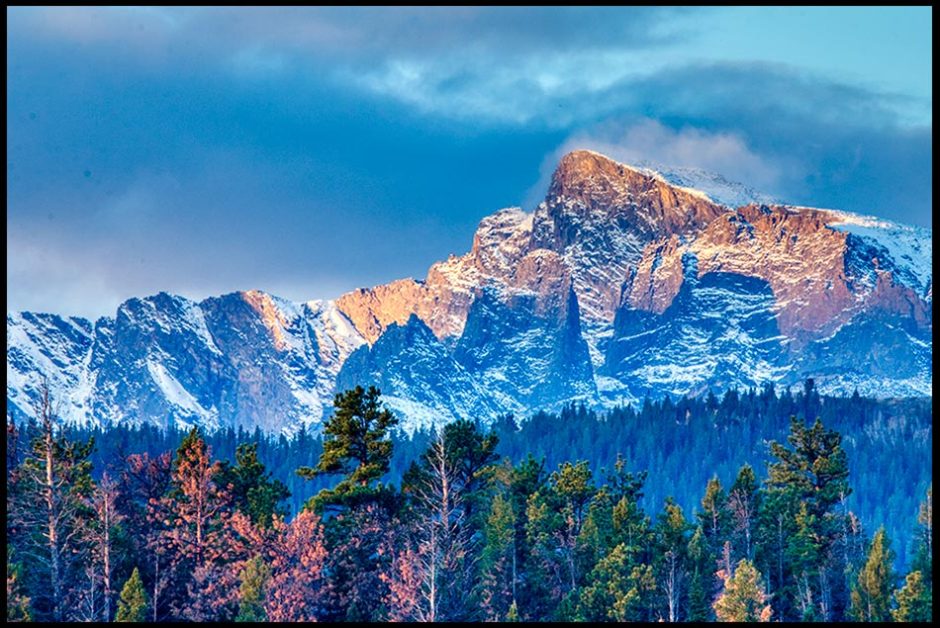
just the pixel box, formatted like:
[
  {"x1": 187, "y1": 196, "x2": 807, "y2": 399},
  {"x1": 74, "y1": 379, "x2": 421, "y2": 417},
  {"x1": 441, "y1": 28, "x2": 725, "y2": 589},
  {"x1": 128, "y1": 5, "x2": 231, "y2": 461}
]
[{"x1": 7, "y1": 6, "x2": 932, "y2": 318}]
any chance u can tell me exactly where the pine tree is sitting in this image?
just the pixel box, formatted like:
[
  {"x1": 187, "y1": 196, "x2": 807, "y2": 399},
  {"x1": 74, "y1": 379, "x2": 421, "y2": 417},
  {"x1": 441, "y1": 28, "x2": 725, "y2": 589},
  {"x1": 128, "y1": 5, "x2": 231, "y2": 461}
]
[
  {"x1": 892, "y1": 570, "x2": 931, "y2": 622},
  {"x1": 849, "y1": 527, "x2": 895, "y2": 622},
  {"x1": 526, "y1": 460, "x2": 596, "y2": 609},
  {"x1": 479, "y1": 492, "x2": 517, "y2": 621},
  {"x1": 699, "y1": 476, "x2": 731, "y2": 555},
  {"x1": 575, "y1": 544, "x2": 656, "y2": 621},
  {"x1": 221, "y1": 443, "x2": 289, "y2": 528},
  {"x1": 505, "y1": 600, "x2": 520, "y2": 621},
  {"x1": 787, "y1": 502, "x2": 823, "y2": 620},
  {"x1": 503, "y1": 454, "x2": 546, "y2": 621},
  {"x1": 762, "y1": 416, "x2": 850, "y2": 620},
  {"x1": 155, "y1": 428, "x2": 240, "y2": 621},
  {"x1": 654, "y1": 498, "x2": 690, "y2": 622},
  {"x1": 117, "y1": 452, "x2": 172, "y2": 622},
  {"x1": 84, "y1": 472, "x2": 124, "y2": 621},
  {"x1": 404, "y1": 428, "x2": 479, "y2": 621},
  {"x1": 236, "y1": 556, "x2": 270, "y2": 622},
  {"x1": 115, "y1": 567, "x2": 148, "y2": 622},
  {"x1": 713, "y1": 559, "x2": 772, "y2": 622},
  {"x1": 687, "y1": 525, "x2": 714, "y2": 622},
  {"x1": 297, "y1": 386, "x2": 398, "y2": 514}
]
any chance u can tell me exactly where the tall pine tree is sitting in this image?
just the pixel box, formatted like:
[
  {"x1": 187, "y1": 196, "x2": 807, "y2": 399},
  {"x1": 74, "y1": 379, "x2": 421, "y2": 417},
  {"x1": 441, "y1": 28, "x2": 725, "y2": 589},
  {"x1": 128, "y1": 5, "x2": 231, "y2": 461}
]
[
  {"x1": 849, "y1": 527, "x2": 895, "y2": 622},
  {"x1": 297, "y1": 386, "x2": 398, "y2": 514}
]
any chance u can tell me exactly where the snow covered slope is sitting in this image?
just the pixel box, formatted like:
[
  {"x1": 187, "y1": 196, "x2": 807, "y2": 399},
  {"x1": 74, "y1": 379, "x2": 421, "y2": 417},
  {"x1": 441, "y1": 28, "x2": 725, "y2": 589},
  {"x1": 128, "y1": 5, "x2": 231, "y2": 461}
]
[{"x1": 633, "y1": 160, "x2": 779, "y2": 208}]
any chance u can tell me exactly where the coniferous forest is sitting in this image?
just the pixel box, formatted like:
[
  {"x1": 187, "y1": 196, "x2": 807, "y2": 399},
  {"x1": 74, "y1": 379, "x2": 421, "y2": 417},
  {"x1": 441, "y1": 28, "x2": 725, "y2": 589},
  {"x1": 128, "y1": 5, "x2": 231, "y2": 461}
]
[{"x1": 5, "y1": 383, "x2": 932, "y2": 622}]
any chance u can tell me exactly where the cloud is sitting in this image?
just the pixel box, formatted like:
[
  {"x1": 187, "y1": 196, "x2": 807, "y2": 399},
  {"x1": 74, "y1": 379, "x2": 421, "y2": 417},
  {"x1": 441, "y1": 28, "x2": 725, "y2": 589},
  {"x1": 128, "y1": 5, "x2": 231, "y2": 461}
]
[
  {"x1": 9, "y1": 6, "x2": 699, "y2": 126},
  {"x1": 560, "y1": 119, "x2": 782, "y2": 191}
]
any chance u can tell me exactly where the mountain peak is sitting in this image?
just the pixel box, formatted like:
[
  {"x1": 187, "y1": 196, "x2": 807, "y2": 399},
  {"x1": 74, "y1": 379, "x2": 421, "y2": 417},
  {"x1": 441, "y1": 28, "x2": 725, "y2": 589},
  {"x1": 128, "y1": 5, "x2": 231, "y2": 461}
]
[{"x1": 547, "y1": 149, "x2": 726, "y2": 216}]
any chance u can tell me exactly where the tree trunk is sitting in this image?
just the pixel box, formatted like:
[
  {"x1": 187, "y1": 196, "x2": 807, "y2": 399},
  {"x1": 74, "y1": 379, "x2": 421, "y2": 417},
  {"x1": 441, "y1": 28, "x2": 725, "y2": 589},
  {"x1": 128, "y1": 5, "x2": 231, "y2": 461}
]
[
  {"x1": 103, "y1": 501, "x2": 111, "y2": 621},
  {"x1": 43, "y1": 395, "x2": 62, "y2": 621}
]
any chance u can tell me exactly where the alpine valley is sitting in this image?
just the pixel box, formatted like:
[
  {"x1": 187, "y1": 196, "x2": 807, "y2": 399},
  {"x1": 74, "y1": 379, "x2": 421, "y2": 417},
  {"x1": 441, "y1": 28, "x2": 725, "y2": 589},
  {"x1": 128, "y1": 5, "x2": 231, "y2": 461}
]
[{"x1": 6, "y1": 150, "x2": 932, "y2": 435}]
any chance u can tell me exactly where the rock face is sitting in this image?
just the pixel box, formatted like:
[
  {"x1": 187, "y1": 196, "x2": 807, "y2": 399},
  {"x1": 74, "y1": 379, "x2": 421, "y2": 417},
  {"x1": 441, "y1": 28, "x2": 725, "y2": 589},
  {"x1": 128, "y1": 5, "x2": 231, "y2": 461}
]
[{"x1": 7, "y1": 150, "x2": 932, "y2": 433}]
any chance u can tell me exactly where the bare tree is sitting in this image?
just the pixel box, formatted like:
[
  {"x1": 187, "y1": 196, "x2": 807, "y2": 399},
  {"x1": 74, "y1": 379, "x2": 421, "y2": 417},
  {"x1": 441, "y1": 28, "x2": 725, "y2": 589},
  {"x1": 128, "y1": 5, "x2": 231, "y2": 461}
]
[
  {"x1": 83, "y1": 473, "x2": 124, "y2": 620},
  {"x1": 7, "y1": 380, "x2": 94, "y2": 621},
  {"x1": 404, "y1": 429, "x2": 477, "y2": 622}
]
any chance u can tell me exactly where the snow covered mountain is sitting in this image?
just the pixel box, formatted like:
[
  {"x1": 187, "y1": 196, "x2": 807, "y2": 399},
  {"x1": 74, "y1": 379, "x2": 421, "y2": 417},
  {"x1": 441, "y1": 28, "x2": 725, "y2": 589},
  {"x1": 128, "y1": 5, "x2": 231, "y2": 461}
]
[
  {"x1": 632, "y1": 160, "x2": 779, "y2": 209},
  {"x1": 7, "y1": 150, "x2": 932, "y2": 433}
]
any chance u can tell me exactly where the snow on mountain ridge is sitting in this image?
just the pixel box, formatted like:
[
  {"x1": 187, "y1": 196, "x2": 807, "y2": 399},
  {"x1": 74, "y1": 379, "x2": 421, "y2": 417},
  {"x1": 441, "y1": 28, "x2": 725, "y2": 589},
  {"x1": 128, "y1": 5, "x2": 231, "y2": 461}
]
[
  {"x1": 823, "y1": 209, "x2": 932, "y2": 296},
  {"x1": 632, "y1": 160, "x2": 779, "y2": 208}
]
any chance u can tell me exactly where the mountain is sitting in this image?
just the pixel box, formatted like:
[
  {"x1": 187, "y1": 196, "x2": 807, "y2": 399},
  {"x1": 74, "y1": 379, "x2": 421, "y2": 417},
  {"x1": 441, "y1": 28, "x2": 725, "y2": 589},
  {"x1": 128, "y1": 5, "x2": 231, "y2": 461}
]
[{"x1": 6, "y1": 150, "x2": 932, "y2": 434}]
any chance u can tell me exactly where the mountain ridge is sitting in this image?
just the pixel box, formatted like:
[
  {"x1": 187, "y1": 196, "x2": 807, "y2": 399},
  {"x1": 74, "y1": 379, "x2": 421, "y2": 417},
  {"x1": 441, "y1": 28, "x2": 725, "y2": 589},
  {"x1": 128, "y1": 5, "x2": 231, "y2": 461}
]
[{"x1": 7, "y1": 150, "x2": 932, "y2": 434}]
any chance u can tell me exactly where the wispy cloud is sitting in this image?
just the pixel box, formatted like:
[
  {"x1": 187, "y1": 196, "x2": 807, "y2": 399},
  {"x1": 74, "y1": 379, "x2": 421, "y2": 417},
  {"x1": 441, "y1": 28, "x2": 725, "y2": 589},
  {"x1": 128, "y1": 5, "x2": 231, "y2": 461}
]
[{"x1": 561, "y1": 119, "x2": 781, "y2": 191}]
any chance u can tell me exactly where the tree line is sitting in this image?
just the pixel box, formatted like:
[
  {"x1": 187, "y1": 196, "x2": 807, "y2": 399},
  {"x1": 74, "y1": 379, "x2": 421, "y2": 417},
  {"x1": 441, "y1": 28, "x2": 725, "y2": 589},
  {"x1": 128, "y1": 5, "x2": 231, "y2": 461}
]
[
  {"x1": 39, "y1": 380, "x2": 931, "y2": 568},
  {"x1": 5, "y1": 384, "x2": 932, "y2": 621}
]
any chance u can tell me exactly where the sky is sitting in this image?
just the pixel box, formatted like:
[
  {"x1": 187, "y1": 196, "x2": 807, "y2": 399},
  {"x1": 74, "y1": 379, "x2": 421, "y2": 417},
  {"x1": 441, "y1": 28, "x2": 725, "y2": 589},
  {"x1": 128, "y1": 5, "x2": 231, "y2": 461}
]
[{"x1": 7, "y1": 6, "x2": 932, "y2": 319}]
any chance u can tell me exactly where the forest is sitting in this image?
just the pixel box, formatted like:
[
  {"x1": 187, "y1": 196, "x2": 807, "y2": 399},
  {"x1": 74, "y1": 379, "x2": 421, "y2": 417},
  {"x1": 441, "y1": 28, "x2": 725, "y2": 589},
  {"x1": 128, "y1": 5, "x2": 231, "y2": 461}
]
[{"x1": 5, "y1": 383, "x2": 933, "y2": 622}]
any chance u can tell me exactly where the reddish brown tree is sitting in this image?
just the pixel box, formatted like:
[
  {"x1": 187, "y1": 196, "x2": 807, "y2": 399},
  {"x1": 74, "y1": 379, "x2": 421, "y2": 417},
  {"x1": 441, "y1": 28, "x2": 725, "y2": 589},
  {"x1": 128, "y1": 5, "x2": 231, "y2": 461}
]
[
  {"x1": 152, "y1": 428, "x2": 237, "y2": 621},
  {"x1": 264, "y1": 510, "x2": 329, "y2": 622}
]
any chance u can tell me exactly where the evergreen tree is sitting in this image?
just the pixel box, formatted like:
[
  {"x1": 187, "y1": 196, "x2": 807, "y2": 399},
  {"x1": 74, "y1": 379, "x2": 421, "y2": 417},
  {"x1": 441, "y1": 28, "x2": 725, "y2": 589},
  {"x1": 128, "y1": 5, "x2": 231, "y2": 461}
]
[
  {"x1": 236, "y1": 556, "x2": 270, "y2": 622},
  {"x1": 116, "y1": 451, "x2": 172, "y2": 622},
  {"x1": 713, "y1": 559, "x2": 772, "y2": 622},
  {"x1": 83, "y1": 472, "x2": 124, "y2": 621},
  {"x1": 687, "y1": 526, "x2": 714, "y2": 622},
  {"x1": 220, "y1": 443, "x2": 289, "y2": 528},
  {"x1": 767, "y1": 418, "x2": 850, "y2": 520},
  {"x1": 433, "y1": 418, "x2": 499, "y2": 525},
  {"x1": 479, "y1": 492, "x2": 517, "y2": 621},
  {"x1": 787, "y1": 502, "x2": 823, "y2": 620},
  {"x1": 297, "y1": 386, "x2": 398, "y2": 513},
  {"x1": 505, "y1": 600, "x2": 520, "y2": 621},
  {"x1": 576, "y1": 543, "x2": 656, "y2": 621},
  {"x1": 762, "y1": 416, "x2": 850, "y2": 620},
  {"x1": 264, "y1": 511, "x2": 329, "y2": 622},
  {"x1": 115, "y1": 567, "x2": 149, "y2": 622},
  {"x1": 849, "y1": 527, "x2": 895, "y2": 622},
  {"x1": 504, "y1": 455, "x2": 546, "y2": 621},
  {"x1": 654, "y1": 498, "x2": 690, "y2": 622},
  {"x1": 526, "y1": 460, "x2": 596, "y2": 611},
  {"x1": 156, "y1": 428, "x2": 241, "y2": 621},
  {"x1": 892, "y1": 570, "x2": 931, "y2": 623},
  {"x1": 699, "y1": 476, "x2": 731, "y2": 555},
  {"x1": 695, "y1": 476, "x2": 731, "y2": 620},
  {"x1": 405, "y1": 428, "x2": 478, "y2": 621}
]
